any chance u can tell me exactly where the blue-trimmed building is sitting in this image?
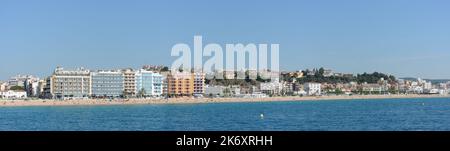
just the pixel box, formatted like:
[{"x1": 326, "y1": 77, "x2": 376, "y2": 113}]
[{"x1": 135, "y1": 69, "x2": 163, "y2": 97}]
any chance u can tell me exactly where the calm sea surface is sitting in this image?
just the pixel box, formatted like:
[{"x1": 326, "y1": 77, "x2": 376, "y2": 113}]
[{"x1": 1, "y1": 97, "x2": 450, "y2": 131}]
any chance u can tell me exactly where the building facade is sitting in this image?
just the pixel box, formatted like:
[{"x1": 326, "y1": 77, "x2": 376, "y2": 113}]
[
  {"x1": 135, "y1": 69, "x2": 163, "y2": 97},
  {"x1": 122, "y1": 69, "x2": 136, "y2": 97},
  {"x1": 91, "y1": 70, "x2": 124, "y2": 98},
  {"x1": 24, "y1": 78, "x2": 40, "y2": 97},
  {"x1": 205, "y1": 85, "x2": 225, "y2": 97},
  {"x1": 193, "y1": 72, "x2": 205, "y2": 95},
  {"x1": 260, "y1": 82, "x2": 282, "y2": 95},
  {"x1": 36, "y1": 79, "x2": 46, "y2": 98},
  {"x1": 50, "y1": 67, "x2": 91, "y2": 99},
  {"x1": 0, "y1": 90, "x2": 27, "y2": 99},
  {"x1": 304, "y1": 83, "x2": 321, "y2": 96},
  {"x1": 167, "y1": 72, "x2": 194, "y2": 97},
  {"x1": 224, "y1": 70, "x2": 235, "y2": 79},
  {"x1": 361, "y1": 83, "x2": 388, "y2": 94},
  {"x1": 0, "y1": 82, "x2": 7, "y2": 92}
]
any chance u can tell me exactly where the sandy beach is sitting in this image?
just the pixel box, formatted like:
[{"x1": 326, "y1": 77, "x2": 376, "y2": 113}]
[{"x1": 0, "y1": 94, "x2": 449, "y2": 107}]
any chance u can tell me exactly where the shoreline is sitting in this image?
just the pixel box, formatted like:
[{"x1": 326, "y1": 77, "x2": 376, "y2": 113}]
[{"x1": 0, "y1": 94, "x2": 449, "y2": 107}]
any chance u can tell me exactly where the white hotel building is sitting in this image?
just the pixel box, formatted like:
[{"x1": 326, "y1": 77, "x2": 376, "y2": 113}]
[{"x1": 50, "y1": 67, "x2": 91, "y2": 99}]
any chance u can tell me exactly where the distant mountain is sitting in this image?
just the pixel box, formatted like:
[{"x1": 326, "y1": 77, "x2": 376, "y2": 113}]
[{"x1": 399, "y1": 77, "x2": 450, "y2": 84}]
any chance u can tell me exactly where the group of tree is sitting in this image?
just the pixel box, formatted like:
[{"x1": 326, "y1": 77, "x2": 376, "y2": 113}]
[
  {"x1": 282, "y1": 67, "x2": 397, "y2": 84},
  {"x1": 206, "y1": 71, "x2": 270, "y2": 87},
  {"x1": 9, "y1": 86, "x2": 25, "y2": 91},
  {"x1": 356, "y1": 72, "x2": 396, "y2": 84}
]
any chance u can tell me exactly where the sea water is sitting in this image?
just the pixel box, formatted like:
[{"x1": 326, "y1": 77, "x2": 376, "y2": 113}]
[{"x1": 1, "y1": 97, "x2": 450, "y2": 131}]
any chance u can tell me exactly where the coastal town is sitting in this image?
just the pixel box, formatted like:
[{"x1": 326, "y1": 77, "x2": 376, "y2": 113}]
[{"x1": 0, "y1": 65, "x2": 449, "y2": 105}]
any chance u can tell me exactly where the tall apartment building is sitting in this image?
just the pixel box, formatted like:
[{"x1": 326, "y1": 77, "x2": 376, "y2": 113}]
[
  {"x1": 42, "y1": 77, "x2": 52, "y2": 99},
  {"x1": 91, "y1": 70, "x2": 124, "y2": 98},
  {"x1": 8, "y1": 75, "x2": 38, "y2": 87},
  {"x1": 159, "y1": 71, "x2": 171, "y2": 97},
  {"x1": 24, "y1": 79, "x2": 39, "y2": 97},
  {"x1": 0, "y1": 81, "x2": 7, "y2": 92},
  {"x1": 135, "y1": 69, "x2": 163, "y2": 97},
  {"x1": 122, "y1": 68, "x2": 136, "y2": 97},
  {"x1": 167, "y1": 72, "x2": 194, "y2": 97},
  {"x1": 193, "y1": 72, "x2": 205, "y2": 95},
  {"x1": 36, "y1": 79, "x2": 46, "y2": 98},
  {"x1": 50, "y1": 67, "x2": 91, "y2": 99}
]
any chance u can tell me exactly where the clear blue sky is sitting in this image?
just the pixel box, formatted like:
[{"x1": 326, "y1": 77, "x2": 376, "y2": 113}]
[{"x1": 1, "y1": 0, "x2": 450, "y2": 80}]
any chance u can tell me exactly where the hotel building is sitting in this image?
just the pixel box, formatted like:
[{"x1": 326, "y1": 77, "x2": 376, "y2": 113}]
[
  {"x1": 135, "y1": 69, "x2": 163, "y2": 97},
  {"x1": 50, "y1": 67, "x2": 91, "y2": 99},
  {"x1": 159, "y1": 71, "x2": 171, "y2": 97},
  {"x1": 167, "y1": 72, "x2": 194, "y2": 97},
  {"x1": 91, "y1": 70, "x2": 124, "y2": 98},
  {"x1": 122, "y1": 68, "x2": 136, "y2": 97},
  {"x1": 193, "y1": 72, "x2": 205, "y2": 95}
]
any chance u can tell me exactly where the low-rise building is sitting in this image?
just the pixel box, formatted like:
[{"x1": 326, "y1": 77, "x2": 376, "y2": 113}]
[
  {"x1": 205, "y1": 85, "x2": 225, "y2": 97},
  {"x1": 260, "y1": 82, "x2": 282, "y2": 95},
  {"x1": 362, "y1": 83, "x2": 388, "y2": 94},
  {"x1": 281, "y1": 81, "x2": 294, "y2": 95},
  {"x1": 343, "y1": 74, "x2": 354, "y2": 78},
  {"x1": 0, "y1": 90, "x2": 27, "y2": 99},
  {"x1": 8, "y1": 75, "x2": 38, "y2": 87},
  {"x1": 412, "y1": 86, "x2": 424, "y2": 94},
  {"x1": 235, "y1": 92, "x2": 268, "y2": 98},
  {"x1": 240, "y1": 85, "x2": 259, "y2": 94},
  {"x1": 333, "y1": 73, "x2": 344, "y2": 77},
  {"x1": 439, "y1": 89, "x2": 448, "y2": 95},
  {"x1": 304, "y1": 83, "x2": 321, "y2": 96},
  {"x1": 224, "y1": 70, "x2": 235, "y2": 79},
  {"x1": 439, "y1": 83, "x2": 447, "y2": 89},
  {"x1": 424, "y1": 82, "x2": 433, "y2": 90},
  {"x1": 229, "y1": 85, "x2": 241, "y2": 96},
  {"x1": 281, "y1": 71, "x2": 304, "y2": 80},
  {"x1": 323, "y1": 69, "x2": 333, "y2": 77}
]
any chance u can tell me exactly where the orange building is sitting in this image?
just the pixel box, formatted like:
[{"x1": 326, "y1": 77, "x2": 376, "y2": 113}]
[{"x1": 167, "y1": 72, "x2": 194, "y2": 97}]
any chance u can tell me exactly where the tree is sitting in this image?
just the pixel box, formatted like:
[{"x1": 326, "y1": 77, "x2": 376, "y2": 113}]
[
  {"x1": 335, "y1": 88, "x2": 344, "y2": 95},
  {"x1": 122, "y1": 91, "x2": 129, "y2": 99},
  {"x1": 161, "y1": 66, "x2": 169, "y2": 72},
  {"x1": 318, "y1": 67, "x2": 325, "y2": 76},
  {"x1": 137, "y1": 88, "x2": 146, "y2": 98},
  {"x1": 10, "y1": 86, "x2": 24, "y2": 91}
]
